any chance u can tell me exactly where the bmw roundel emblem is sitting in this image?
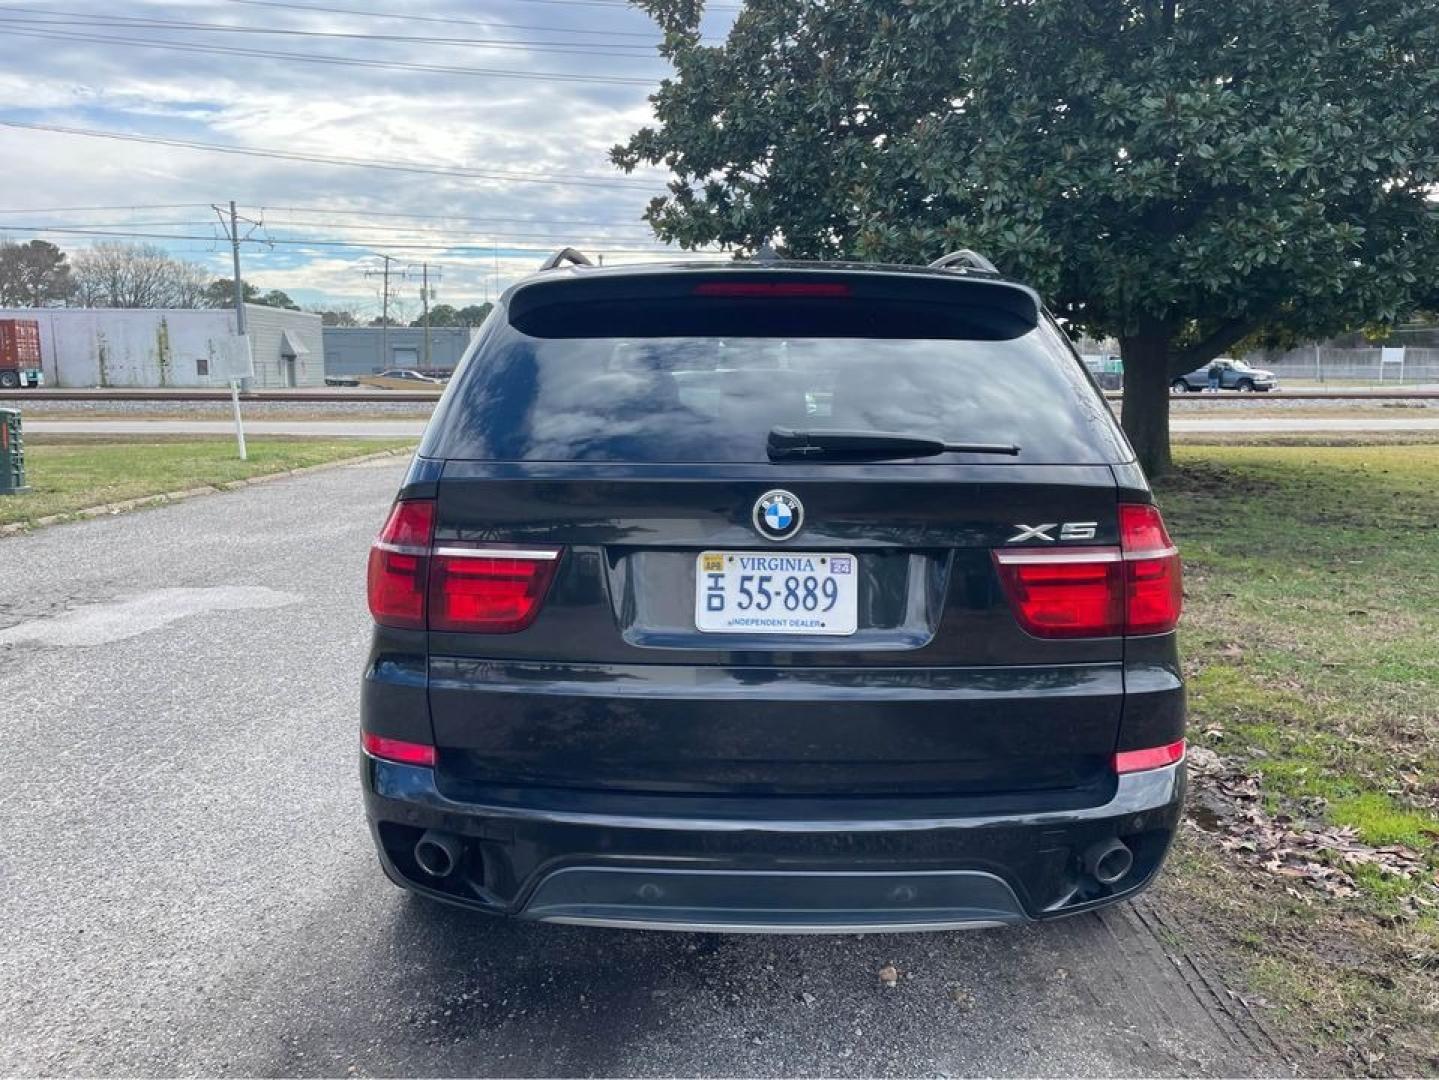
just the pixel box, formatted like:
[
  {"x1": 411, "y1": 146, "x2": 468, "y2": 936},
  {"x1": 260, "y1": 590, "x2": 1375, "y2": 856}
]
[{"x1": 753, "y1": 489, "x2": 804, "y2": 542}]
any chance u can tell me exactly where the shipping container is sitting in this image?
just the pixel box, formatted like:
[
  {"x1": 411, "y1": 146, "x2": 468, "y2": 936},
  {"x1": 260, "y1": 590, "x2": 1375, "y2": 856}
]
[{"x1": 0, "y1": 319, "x2": 43, "y2": 389}]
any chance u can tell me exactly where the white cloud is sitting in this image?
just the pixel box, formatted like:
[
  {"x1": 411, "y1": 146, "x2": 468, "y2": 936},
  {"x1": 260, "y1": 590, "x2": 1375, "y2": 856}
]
[{"x1": 0, "y1": 0, "x2": 730, "y2": 305}]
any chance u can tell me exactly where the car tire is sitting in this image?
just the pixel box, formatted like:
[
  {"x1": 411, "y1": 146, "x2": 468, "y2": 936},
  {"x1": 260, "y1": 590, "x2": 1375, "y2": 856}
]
[
  {"x1": 1236, "y1": 379, "x2": 1255, "y2": 392},
  {"x1": 1171, "y1": 379, "x2": 1192, "y2": 393},
  {"x1": 0, "y1": 371, "x2": 19, "y2": 390}
]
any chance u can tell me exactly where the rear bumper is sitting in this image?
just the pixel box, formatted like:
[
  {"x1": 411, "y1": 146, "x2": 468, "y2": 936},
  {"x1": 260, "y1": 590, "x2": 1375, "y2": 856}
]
[{"x1": 362, "y1": 756, "x2": 1185, "y2": 931}]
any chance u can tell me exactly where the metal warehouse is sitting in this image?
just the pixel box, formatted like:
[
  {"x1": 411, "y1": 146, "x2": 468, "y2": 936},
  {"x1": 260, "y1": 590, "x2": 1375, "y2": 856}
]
[
  {"x1": 0, "y1": 305, "x2": 324, "y2": 388},
  {"x1": 322, "y1": 326, "x2": 477, "y2": 378}
]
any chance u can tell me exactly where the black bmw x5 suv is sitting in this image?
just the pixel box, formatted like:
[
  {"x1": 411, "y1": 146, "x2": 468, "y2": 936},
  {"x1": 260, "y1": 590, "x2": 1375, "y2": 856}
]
[{"x1": 361, "y1": 252, "x2": 1185, "y2": 932}]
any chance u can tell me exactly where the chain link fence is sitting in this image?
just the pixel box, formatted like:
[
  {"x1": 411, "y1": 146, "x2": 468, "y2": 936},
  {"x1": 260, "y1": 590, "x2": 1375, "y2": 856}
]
[{"x1": 1247, "y1": 346, "x2": 1439, "y2": 386}]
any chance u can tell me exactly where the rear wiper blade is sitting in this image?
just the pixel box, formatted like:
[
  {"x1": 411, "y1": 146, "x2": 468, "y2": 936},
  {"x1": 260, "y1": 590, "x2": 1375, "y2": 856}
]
[{"x1": 767, "y1": 428, "x2": 1020, "y2": 461}]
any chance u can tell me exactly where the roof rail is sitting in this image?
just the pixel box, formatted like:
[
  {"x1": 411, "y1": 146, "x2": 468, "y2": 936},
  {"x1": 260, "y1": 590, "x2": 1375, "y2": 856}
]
[
  {"x1": 928, "y1": 249, "x2": 998, "y2": 274},
  {"x1": 538, "y1": 247, "x2": 595, "y2": 271}
]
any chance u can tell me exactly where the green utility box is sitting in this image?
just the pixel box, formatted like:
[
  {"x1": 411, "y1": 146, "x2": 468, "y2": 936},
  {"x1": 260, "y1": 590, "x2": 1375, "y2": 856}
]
[{"x1": 0, "y1": 409, "x2": 26, "y2": 494}]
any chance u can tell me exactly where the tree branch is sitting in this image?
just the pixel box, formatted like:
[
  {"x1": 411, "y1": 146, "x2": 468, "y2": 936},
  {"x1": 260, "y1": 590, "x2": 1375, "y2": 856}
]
[{"x1": 1170, "y1": 316, "x2": 1266, "y2": 375}]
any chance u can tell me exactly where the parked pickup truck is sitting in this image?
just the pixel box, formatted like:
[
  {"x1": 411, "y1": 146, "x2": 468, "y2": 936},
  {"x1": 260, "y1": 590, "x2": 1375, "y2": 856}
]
[
  {"x1": 1171, "y1": 357, "x2": 1278, "y2": 392},
  {"x1": 0, "y1": 319, "x2": 43, "y2": 389}
]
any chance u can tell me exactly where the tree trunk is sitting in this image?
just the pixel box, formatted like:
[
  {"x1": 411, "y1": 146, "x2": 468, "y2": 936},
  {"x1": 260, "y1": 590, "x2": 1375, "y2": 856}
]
[{"x1": 1117, "y1": 331, "x2": 1175, "y2": 479}]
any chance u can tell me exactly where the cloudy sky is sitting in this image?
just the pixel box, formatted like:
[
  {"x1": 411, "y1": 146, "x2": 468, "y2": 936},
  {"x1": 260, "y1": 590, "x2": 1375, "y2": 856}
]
[{"x1": 0, "y1": 0, "x2": 736, "y2": 315}]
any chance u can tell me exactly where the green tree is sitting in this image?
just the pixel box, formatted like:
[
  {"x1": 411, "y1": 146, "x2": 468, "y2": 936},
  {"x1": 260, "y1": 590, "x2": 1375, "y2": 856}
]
[
  {"x1": 255, "y1": 289, "x2": 299, "y2": 310},
  {"x1": 202, "y1": 278, "x2": 258, "y2": 308},
  {"x1": 613, "y1": 0, "x2": 1439, "y2": 475},
  {"x1": 0, "y1": 239, "x2": 73, "y2": 307},
  {"x1": 415, "y1": 303, "x2": 491, "y2": 327},
  {"x1": 200, "y1": 280, "x2": 297, "y2": 310},
  {"x1": 455, "y1": 303, "x2": 492, "y2": 326},
  {"x1": 314, "y1": 308, "x2": 361, "y2": 327},
  {"x1": 413, "y1": 303, "x2": 460, "y2": 327}
]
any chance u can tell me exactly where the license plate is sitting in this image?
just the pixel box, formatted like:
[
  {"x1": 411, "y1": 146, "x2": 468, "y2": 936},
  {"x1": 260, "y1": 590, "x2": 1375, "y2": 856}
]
[{"x1": 694, "y1": 551, "x2": 858, "y2": 636}]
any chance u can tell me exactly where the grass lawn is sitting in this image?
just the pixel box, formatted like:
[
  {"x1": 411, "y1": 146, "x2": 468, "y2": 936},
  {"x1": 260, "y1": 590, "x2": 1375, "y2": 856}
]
[
  {"x1": 0, "y1": 438, "x2": 413, "y2": 529},
  {"x1": 1154, "y1": 444, "x2": 1439, "y2": 1074}
]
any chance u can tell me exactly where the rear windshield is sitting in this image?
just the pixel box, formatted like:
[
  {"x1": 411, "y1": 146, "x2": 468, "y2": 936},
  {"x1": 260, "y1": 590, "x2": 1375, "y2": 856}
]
[{"x1": 426, "y1": 301, "x2": 1125, "y2": 465}]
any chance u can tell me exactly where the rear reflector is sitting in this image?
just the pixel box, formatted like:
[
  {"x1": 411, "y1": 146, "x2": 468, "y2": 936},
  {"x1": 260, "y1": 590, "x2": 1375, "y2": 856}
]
[
  {"x1": 361, "y1": 731, "x2": 436, "y2": 767},
  {"x1": 1114, "y1": 739, "x2": 1186, "y2": 774},
  {"x1": 692, "y1": 281, "x2": 852, "y2": 298},
  {"x1": 993, "y1": 503, "x2": 1181, "y2": 638},
  {"x1": 429, "y1": 548, "x2": 561, "y2": 633}
]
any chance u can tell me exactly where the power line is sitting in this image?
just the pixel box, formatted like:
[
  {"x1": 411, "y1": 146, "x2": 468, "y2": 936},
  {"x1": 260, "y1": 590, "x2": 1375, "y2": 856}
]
[
  {"x1": 0, "y1": 203, "x2": 654, "y2": 230},
  {"x1": 4, "y1": 216, "x2": 654, "y2": 234},
  {"x1": 51, "y1": 215, "x2": 654, "y2": 236},
  {"x1": 0, "y1": 202, "x2": 213, "y2": 214},
  {"x1": 219, "y1": 0, "x2": 739, "y2": 19},
  {"x1": 0, "y1": 120, "x2": 660, "y2": 190},
  {"x1": 210, "y1": 0, "x2": 674, "y2": 38},
  {"x1": 0, "y1": 25, "x2": 661, "y2": 85},
  {"x1": 2, "y1": 217, "x2": 662, "y2": 243},
  {"x1": 0, "y1": 223, "x2": 707, "y2": 257},
  {"x1": 262, "y1": 218, "x2": 657, "y2": 238},
  {"x1": 254, "y1": 205, "x2": 652, "y2": 228},
  {"x1": 0, "y1": 11, "x2": 669, "y2": 56}
]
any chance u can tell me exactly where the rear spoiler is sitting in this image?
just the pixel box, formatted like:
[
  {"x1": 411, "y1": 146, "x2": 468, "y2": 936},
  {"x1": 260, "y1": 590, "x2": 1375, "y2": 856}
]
[{"x1": 508, "y1": 269, "x2": 1041, "y2": 341}]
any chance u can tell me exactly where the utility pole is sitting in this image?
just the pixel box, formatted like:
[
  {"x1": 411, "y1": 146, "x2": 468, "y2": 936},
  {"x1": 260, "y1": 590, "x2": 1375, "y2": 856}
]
[
  {"x1": 212, "y1": 199, "x2": 267, "y2": 461},
  {"x1": 407, "y1": 262, "x2": 441, "y2": 371},
  {"x1": 421, "y1": 263, "x2": 430, "y2": 370},
  {"x1": 364, "y1": 255, "x2": 398, "y2": 367}
]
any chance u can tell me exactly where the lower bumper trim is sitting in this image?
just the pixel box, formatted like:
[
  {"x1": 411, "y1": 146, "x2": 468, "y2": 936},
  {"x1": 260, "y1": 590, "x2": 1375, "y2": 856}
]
[
  {"x1": 538, "y1": 916, "x2": 1012, "y2": 934},
  {"x1": 520, "y1": 865, "x2": 1027, "y2": 931}
]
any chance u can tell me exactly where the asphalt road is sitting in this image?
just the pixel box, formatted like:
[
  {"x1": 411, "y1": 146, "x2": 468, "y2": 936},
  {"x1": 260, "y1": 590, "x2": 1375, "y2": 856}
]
[
  {"x1": 21, "y1": 416, "x2": 1439, "y2": 438},
  {"x1": 0, "y1": 460, "x2": 1282, "y2": 1077}
]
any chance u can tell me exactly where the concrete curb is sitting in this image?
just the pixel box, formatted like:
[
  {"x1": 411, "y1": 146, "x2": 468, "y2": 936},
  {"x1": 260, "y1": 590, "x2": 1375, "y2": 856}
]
[{"x1": 0, "y1": 446, "x2": 414, "y2": 538}]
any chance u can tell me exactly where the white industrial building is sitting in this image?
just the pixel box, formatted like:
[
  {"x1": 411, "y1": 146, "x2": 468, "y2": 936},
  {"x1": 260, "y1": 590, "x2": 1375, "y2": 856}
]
[{"x1": 0, "y1": 305, "x2": 324, "y2": 388}]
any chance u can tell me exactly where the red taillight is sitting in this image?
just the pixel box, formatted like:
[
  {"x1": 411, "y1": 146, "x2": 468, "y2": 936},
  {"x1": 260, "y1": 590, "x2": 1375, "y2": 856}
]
[
  {"x1": 361, "y1": 731, "x2": 436, "y2": 767},
  {"x1": 993, "y1": 503, "x2": 1181, "y2": 638},
  {"x1": 1118, "y1": 504, "x2": 1183, "y2": 635},
  {"x1": 692, "y1": 281, "x2": 852, "y2": 298},
  {"x1": 991, "y1": 549, "x2": 1125, "y2": 638},
  {"x1": 429, "y1": 548, "x2": 561, "y2": 633},
  {"x1": 1115, "y1": 738, "x2": 1185, "y2": 774},
  {"x1": 367, "y1": 500, "x2": 562, "y2": 633},
  {"x1": 367, "y1": 499, "x2": 435, "y2": 630}
]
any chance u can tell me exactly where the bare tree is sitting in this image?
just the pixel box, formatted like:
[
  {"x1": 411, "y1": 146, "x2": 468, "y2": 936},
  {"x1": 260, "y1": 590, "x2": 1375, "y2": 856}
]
[
  {"x1": 170, "y1": 260, "x2": 211, "y2": 309},
  {"x1": 68, "y1": 242, "x2": 213, "y2": 308}
]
